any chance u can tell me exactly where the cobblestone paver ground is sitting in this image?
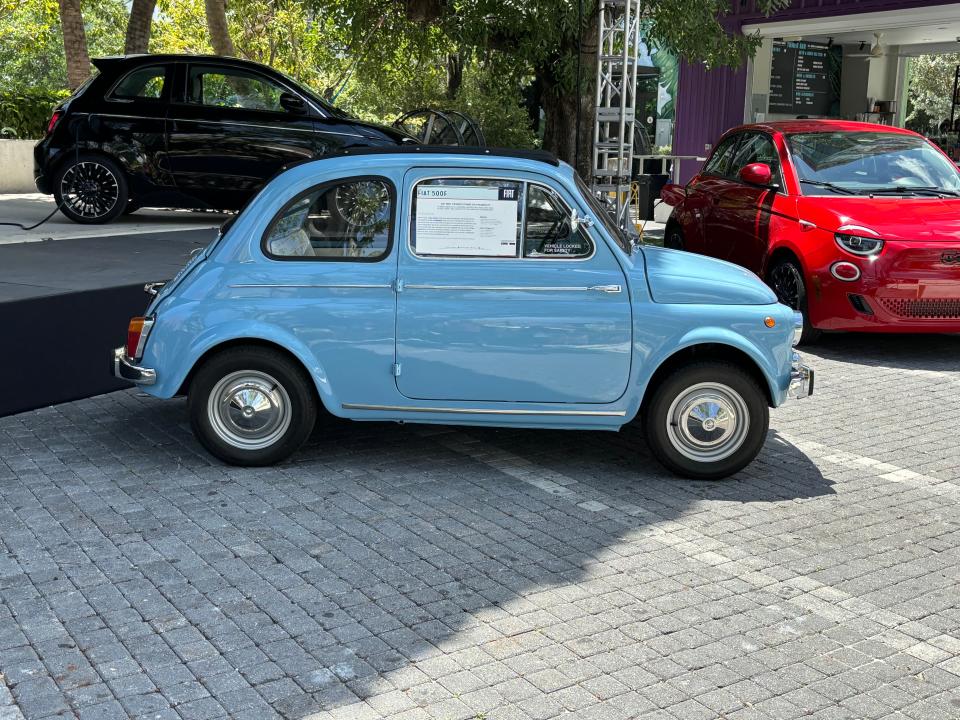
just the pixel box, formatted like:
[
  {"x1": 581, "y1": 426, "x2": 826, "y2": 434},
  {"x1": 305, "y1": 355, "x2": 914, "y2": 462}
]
[{"x1": 1, "y1": 333, "x2": 958, "y2": 720}]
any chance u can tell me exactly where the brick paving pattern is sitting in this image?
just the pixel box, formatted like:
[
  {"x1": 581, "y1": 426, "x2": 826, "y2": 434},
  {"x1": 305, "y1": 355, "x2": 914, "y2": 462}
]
[{"x1": 0, "y1": 333, "x2": 958, "y2": 719}]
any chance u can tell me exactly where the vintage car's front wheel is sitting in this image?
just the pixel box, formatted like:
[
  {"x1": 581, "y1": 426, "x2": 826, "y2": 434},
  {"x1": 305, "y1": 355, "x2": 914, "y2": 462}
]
[
  {"x1": 189, "y1": 347, "x2": 317, "y2": 466},
  {"x1": 644, "y1": 362, "x2": 769, "y2": 480}
]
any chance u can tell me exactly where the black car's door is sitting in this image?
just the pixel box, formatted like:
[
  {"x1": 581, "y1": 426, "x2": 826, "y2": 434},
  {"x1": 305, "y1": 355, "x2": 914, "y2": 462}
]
[
  {"x1": 98, "y1": 63, "x2": 175, "y2": 197},
  {"x1": 165, "y1": 62, "x2": 328, "y2": 209}
]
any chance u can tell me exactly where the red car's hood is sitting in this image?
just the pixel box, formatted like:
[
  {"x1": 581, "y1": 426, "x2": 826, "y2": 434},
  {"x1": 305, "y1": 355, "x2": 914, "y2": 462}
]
[{"x1": 797, "y1": 196, "x2": 960, "y2": 241}]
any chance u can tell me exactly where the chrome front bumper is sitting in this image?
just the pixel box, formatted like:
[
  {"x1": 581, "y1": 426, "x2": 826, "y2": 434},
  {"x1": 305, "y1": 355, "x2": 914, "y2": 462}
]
[
  {"x1": 788, "y1": 352, "x2": 814, "y2": 400},
  {"x1": 112, "y1": 346, "x2": 157, "y2": 386}
]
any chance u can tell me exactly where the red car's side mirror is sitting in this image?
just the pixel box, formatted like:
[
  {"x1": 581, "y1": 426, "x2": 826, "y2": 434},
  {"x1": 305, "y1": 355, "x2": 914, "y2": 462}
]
[
  {"x1": 660, "y1": 183, "x2": 686, "y2": 206},
  {"x1": 739, "y1": 162, "x2": 773, "y2": 187}
]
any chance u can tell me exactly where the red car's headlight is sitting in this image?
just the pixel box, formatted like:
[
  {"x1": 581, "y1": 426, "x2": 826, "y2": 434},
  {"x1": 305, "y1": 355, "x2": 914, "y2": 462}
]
[{"x1": 835, "y1": 232, "x2": 884, "y2": 256}]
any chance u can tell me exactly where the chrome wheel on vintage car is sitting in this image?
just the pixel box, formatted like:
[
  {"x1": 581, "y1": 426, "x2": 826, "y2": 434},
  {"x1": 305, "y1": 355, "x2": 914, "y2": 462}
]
[
  {"x1": 665, "y1": 382, "x2": 750, "y2": 463},
  {"x1": 54, "y1": 154, "x2": 129, "y2": 224},
  {"x1": 189, "y1": 347, "x2": 317, "y2": 465},
  {"x1": 644, "y1": 362, "x2": 769, "y2": 480},
  {"x1": 207, "y1": 370, "x2": 292, "y2": 451}
]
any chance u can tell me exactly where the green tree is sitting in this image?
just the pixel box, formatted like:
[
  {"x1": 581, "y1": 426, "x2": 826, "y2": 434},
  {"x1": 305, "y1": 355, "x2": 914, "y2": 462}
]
[
  {"x1": 313, "y1": 0, "x2": 788, "y2": 176},
  {"x1": 0, "y1": 0, "x2": 126, "y2": 93},
  {"x1": 906, "y1": 53, "x2": 960, "y2": 134}
]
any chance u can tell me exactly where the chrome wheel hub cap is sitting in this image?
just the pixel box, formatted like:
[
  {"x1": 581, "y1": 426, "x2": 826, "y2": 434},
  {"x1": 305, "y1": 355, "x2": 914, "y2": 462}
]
[
  {"x1": 666, "y1": 382, "x2": 749, "y2": 463},
  {"x1": 208, "y1": 371, "x2": 291, "y2": 450},
  {"x1": 60, "y1": 161, "x2": 120, "y2": 219}
]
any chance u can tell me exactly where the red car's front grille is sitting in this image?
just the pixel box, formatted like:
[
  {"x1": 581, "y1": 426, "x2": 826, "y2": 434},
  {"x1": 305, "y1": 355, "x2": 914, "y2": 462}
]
[{"x1": 878, "y1": 297, "x2": 960, "y2": 319}]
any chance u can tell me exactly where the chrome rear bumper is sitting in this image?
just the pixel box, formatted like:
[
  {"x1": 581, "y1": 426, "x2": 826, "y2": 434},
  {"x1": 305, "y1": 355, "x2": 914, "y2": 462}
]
[{"x1": 112, "y1": 346, "x2": 157, "y2": 386}]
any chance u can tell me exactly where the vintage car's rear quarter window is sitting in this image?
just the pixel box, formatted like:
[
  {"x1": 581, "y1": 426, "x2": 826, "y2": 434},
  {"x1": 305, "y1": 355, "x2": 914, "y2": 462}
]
[{"x1": 262, "y1": 176, "x2": 394, "y2": 261}]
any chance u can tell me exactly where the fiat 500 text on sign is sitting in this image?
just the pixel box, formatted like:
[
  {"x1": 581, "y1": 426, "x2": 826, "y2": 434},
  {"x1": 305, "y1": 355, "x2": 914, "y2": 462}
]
[{"x1": 113, "y1": 148, "x2": 813, "y2": 479}]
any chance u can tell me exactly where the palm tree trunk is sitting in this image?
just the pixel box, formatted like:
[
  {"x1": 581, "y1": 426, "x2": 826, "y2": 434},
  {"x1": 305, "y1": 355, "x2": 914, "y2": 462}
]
[
  {"x1": 204, "y1": 0, "x2": 235, "y2": 57},
  {"x1": 57, "y1": 0, "x2": 91, "y2": 90},
  {"x1": 124, "y1": 0, "x2": 157, "y2": 55}
]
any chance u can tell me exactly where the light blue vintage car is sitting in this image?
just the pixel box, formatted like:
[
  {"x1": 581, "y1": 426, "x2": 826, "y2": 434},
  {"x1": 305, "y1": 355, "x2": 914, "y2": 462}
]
[{"x1": 114, "y1": 148, "x2": 813, "y2": 479}]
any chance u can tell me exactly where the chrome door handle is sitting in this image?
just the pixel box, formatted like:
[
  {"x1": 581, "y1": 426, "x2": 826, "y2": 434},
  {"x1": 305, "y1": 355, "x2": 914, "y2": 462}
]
[{"x1": 590, "y1": 284, "x2": 622, "y2": 293}]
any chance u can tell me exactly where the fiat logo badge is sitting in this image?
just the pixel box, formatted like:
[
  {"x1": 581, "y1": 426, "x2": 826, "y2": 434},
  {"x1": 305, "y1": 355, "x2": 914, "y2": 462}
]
[{"x1": 943, "y1": 251, "x2": 960, "y2": 265}]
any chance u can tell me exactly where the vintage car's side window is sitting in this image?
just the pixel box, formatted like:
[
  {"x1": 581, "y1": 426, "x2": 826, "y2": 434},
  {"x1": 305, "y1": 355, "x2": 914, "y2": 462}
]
[
  {"x1": 109, "y1": 66, "x2": 166, "y2": 101},
  {"x1": 411, "y1": 179, "x2": 523, "y2": 257},
  {"x1": 411, "y1": 178, "x2": 590, "y2": 259},
  {"x1": 263, "y1": 178, "x2": 393, "y2": 261},
  {"x1": 523, "y1": 185, "x2": 592, "y2": 259}
]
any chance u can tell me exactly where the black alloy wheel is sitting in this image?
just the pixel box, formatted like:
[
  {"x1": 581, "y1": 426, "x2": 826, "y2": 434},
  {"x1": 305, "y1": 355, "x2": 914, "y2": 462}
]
[
  {"x1": 768, "y1": 259, "x2": 820, "y2": 344},
  {"x1": 54, "y1": 154, "x2": 128, "y2": 224}
]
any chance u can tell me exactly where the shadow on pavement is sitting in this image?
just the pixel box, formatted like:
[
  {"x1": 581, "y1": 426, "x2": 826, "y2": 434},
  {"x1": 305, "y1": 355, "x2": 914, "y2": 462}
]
[
  {"x1": 805, "y1": 332, "x2": 960, "y2": 373},
  {"x1": 0, "y1": 394, "x2": 831, "y2": 719}
]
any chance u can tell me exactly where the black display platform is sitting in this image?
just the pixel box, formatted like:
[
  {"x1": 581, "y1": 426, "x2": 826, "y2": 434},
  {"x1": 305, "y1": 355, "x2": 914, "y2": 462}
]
[{"x1": 1, "y1": 229, "x2": 218, "y2": 416}]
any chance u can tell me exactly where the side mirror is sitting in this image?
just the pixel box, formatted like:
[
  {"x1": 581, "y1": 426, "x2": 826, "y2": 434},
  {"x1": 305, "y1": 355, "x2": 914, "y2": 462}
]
[
  {"x1": 569, "y1": 209, "x2": 594, "y2": 233},
  {"x1": 660, "y1": 183, "x2": 686, "y2": 206},
  {"x1": 279, "y1": 92, "x2": 307, "y2": 114},
  {"x1": 739, "y1": 162, "x2": 774, "y2": 187}
]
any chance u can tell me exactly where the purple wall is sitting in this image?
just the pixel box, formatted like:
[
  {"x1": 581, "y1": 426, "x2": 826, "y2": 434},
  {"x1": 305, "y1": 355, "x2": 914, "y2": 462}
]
[{"x1": 672, "y1": 0, "x2": 958, "y2": 183}]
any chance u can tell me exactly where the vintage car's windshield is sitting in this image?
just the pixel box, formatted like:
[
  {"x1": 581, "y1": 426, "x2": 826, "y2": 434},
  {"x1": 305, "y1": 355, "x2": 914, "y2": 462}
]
[
  {"x1": 575, "y1": 175, "x2": 632, "y2": 253},
  {"x1": 787, "y1": 131, "x2": 960, "y2": 196}
]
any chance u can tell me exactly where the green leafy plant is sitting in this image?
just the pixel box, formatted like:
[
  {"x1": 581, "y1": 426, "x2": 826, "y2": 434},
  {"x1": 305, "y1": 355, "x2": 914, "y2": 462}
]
[{"x1": 0, "y1": 89, "x2": 68, "y2": 139}]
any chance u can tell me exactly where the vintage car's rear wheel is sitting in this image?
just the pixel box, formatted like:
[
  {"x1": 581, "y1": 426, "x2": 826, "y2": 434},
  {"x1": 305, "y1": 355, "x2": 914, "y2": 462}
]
[
  {"x1": 644, "y1": 362, "x2": 769, "y2": 480},
  {"x1": 54, "y1": 153, "x2": 128, "y2": 224},
  {"x1": 189, "y1": 347, "x2": 317, "y2": 466}
]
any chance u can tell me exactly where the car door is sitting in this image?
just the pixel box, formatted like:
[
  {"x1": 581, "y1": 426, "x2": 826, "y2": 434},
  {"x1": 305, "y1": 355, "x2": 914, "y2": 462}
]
[
  {"x1": 395, "y1": 169, "x2": 633, "y2": 404},
  {"x1": 166, "y1": 62, "x2": 325, "y2": 209},
  {"x1": 682, "y1": 133, "x2": 743, "y2": 255},
  {"x1": 99, "y1": 63, "x2": 175, "y2": 193},
  {"x1": 257, "y1": 174, "x2": 398, "y2": 404},
  {"x1": 711, "y1": 131, "x2": 785, "y2": 274}
]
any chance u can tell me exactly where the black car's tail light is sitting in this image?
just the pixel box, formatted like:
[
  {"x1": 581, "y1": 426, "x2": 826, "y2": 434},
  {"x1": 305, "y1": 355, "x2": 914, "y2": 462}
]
[{"x1": 46, "y1": 109, "x2": 63, "y2": 136}]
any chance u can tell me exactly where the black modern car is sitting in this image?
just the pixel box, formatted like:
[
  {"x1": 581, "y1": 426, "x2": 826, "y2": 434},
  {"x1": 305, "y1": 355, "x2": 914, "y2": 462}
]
[{"x1": 35, "y1": 54, "x2": 415, "y2": 223}]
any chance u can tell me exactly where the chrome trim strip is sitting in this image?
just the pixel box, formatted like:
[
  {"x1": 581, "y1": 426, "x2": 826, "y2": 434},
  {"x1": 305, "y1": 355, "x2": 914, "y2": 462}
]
[
  {"x1": 228, "y1": 283, "x2": 391, "y2": 289},
  {"x1": 404, "y1": 284, "x2": 621, "y2": 293},
  {"x1": 341, "y1": 403, "x2": 626, "y2": 417}
]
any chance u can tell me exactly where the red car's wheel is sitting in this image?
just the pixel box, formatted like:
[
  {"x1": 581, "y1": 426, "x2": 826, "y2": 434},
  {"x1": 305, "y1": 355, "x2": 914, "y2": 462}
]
[
  {"x1": 664, "y1": 223, "x2": 685, "y2": 250},
  {"x1": 768, "y1": 259, "x2": 820, "y2": 344}
]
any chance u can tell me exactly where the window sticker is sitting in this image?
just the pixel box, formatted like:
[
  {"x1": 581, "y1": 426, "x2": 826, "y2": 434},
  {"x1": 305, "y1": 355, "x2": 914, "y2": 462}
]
[{"x1": 414, "y1": 185, "x2": 519, "y2": 256}]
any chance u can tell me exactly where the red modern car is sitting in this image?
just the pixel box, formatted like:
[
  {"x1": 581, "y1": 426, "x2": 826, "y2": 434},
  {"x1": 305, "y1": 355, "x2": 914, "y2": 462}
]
[{"x1": 661, "y1": 120, "x2": 960, "y2": 342}]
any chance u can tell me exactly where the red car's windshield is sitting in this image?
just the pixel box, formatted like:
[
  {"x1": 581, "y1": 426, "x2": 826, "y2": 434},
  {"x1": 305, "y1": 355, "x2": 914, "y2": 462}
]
[{"x1": 786, "y1": 131, "x2": 960, "y2": 197}]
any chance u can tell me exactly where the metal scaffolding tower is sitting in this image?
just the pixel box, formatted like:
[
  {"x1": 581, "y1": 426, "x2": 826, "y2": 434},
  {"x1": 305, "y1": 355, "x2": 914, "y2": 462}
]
[{"x1": 592, "y1": 0, "x2": 641, "y2": 228}]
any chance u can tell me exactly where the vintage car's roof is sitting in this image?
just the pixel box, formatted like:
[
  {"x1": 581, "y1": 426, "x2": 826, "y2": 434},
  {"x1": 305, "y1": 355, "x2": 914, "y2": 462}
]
[
  {"x1": 330, "y1": 145, "x2": 561, "y2": 166},
  {"x1": 277, "y1": 147, "x2": 572, "y2": 181}
]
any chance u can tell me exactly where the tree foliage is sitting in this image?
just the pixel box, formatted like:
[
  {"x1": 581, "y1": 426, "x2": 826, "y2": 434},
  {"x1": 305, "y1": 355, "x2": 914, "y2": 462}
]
[
  {"x1": 1, "y1": 0, "x2": 786, "y2": 158},
  {"x1": 906, "y1": 53, "x2": 960, "y2": 134}
]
